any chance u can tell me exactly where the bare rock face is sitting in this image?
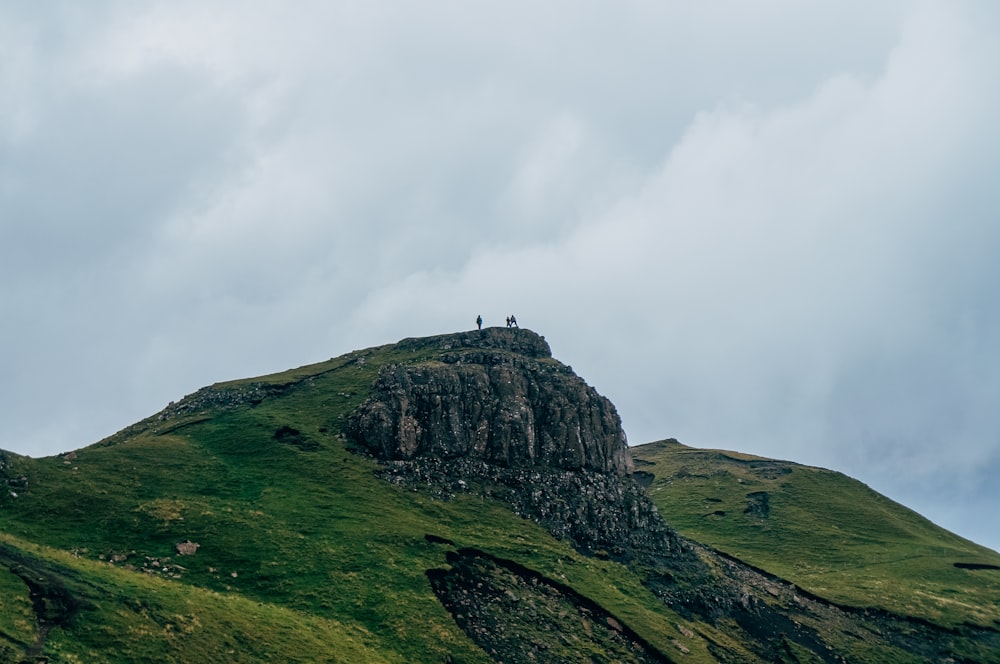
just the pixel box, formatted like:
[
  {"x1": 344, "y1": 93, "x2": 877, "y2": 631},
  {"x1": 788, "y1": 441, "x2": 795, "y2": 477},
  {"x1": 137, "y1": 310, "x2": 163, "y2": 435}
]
[
  {"x1": 348, "y1": 329, "x2": 1000, "y2": 663},
  {"x1": 347, "y1": 329, "x2": 679, "y2": 562},
  {"x1": 348, "y1": 329, "x2": 633, "y2": 476}
]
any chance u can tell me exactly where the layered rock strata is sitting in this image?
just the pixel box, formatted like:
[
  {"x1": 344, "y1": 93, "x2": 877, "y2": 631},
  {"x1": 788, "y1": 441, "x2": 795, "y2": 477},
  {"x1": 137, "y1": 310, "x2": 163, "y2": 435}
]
[
  {"x1": 347, "y1": 329, "x2": 683, "y2": 562},
  {"x1": 349, "y1": 334, "x2": 632, "y2": 475},
  {"x1": 347, "y1": 329, "x2": 997, "y2": 662}
]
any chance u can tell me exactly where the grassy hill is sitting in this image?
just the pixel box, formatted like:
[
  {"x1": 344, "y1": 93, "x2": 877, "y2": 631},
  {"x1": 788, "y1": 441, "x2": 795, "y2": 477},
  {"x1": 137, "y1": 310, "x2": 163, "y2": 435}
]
[
  {"x1": 0, "y1": 334, "x2": 721, "y2": 663},
  {"x1": 631, "y1": 439, "x2": 1000, "y2": 630},
  {"x1": 0, "y1": 330, "x2": 996, "y2": 662}
]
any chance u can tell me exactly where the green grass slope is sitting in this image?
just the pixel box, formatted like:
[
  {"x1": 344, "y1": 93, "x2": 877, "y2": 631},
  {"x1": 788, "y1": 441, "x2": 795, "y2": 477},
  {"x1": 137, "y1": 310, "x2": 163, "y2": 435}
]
[
  {"x1": 631, "y1": 439, "x2": 1000, "y2": 631},
  {"x1": 2, "y1": 331, "x2": 997, "y2": 662},
  {"x1": 0, "y1": 336, "x2": 722, "y2": 663}
]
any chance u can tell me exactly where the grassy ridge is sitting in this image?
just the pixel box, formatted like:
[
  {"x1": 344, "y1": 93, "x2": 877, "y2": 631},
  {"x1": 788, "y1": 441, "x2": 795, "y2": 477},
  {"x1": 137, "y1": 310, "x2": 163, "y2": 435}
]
[
  {"x1": 631, "y1": 439, "x2": 1000, "y2": 629},
  {"x1": 2, "y1": 333, "x2": 996, "y2": 661},
  {"x1": 0, "y1": 342, "x2": 719, "y2": 662},
  {"x1": 0, "y1": 533, "x2": 397, "y2": 664}
]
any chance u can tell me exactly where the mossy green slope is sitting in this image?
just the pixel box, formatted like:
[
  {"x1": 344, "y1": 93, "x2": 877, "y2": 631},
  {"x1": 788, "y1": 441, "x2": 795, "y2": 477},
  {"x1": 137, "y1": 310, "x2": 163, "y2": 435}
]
[
  {"x1": 0, "y1": 335, "x2": 719, "y2": 663},
  {"x1": 631, "y1": 439, "x2": 1000, "y2": 631},
  {"x1": 2, "y1": 331, "x2": 997, "y2": 662}
]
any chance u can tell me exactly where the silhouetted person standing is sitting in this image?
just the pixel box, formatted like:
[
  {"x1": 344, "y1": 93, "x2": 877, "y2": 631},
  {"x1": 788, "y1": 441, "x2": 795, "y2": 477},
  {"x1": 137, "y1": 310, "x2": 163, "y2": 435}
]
[
  {"x1": 476, "y1": 314, "x2": 483, "y2": 330},
  {"x1": 509, "y1": 315, "x2": 517, "y2": 328}
]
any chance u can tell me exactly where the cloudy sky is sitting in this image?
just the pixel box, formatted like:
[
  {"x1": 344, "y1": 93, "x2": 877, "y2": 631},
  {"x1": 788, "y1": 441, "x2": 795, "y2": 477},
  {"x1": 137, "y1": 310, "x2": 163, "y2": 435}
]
[{"x1": 2, "y1": 1, "x2": 999, "y2": 552}]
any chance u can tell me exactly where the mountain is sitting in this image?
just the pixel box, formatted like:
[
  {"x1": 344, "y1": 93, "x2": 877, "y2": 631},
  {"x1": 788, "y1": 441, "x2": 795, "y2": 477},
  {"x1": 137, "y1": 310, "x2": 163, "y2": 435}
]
[{"x1": 0, "y1": 328, "x2": 997, "y2": 663}]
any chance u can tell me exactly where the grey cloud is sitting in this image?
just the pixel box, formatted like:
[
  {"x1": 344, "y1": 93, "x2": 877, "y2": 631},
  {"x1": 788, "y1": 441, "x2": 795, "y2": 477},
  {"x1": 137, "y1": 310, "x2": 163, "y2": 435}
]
[
  {"x1": 2, "y1": 67, "x2": 243, "y2": 272},
  {"x1": 2, "y1": 2, "x2": 998, "y2": 553},
  {"x1": 343, "y1": 3, "x2": 1000, "y2": 549}
]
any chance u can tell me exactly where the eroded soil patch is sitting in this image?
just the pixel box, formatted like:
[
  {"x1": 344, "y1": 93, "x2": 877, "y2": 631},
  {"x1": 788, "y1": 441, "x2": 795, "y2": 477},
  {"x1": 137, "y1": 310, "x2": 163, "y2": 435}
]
[
  {"x1": 428, "y1": 548, "x2": 674, "y2": 663},
  {"x1": 0, "y1": 546, "x2": 84, "y2": 662}
]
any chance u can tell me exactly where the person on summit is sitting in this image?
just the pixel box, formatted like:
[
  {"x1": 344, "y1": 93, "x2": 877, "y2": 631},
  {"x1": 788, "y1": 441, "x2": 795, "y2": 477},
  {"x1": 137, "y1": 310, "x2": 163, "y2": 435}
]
[
  {"x1": 509, "y1": 315, "x2": 518, "y2": 328},
  {"x1": 476, "y1": 314, "x2": 483, "y2": 330},
  {"x1": 505, "y1": 316, "x2": 511, "y2": 328}
]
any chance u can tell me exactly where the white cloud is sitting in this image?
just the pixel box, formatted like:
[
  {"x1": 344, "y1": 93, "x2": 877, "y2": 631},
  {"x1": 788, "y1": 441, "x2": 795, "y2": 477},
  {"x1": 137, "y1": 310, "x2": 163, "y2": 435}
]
[
  {"x1": 0, "y1": 12, "x2": 41, "y2": 142},
  {"x1": 344, "y1": 3, "x2": 1000, "y2": 550},
  {"x1": 2, "y1": 1, "x2": 999, "y2": 550}
]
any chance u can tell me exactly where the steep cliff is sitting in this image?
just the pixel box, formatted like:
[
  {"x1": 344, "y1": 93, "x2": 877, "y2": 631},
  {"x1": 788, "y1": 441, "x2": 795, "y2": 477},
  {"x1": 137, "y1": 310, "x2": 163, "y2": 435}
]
[
  {"x1": 0, "y1": 327, "x2": 993, "y2": 662},
  {"x1": 346, "y1": 329, "x2": 1000, "y2": 663},
  {"x1": 348, "y1": 328, "x2": 676, "y2": 562},
  {"x1": 349, "y1": 328, "x2": 632, "y2": 475}
]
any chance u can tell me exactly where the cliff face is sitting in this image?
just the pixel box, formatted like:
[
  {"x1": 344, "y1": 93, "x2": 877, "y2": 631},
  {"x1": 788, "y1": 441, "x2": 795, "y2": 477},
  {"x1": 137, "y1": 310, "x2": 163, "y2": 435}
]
[
  {"x1": 0, "y1": 326, "x2": 993, "y2": 663},
  {"x1": 347, "y1": 329, "x2": 683, "y2": 563},
  {"x1": 347, "y1": 330, "x2": 1000, "y2": 663},
  {"x1": 349, "y1": 328, "x2": 633, "y2": 475}
]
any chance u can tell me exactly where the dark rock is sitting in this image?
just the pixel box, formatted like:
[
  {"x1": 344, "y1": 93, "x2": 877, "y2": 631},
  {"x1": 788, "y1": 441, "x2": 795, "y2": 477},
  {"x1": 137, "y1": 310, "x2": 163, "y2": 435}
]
[
  {"x1": 96, "y1": 381, "x2": 298, "y2": 448},
  {"x1": 348, "y1": 336, "x2": 632, "y2": 476},
  {"x1": 396, "y1": 327, "x2": 553, "y2": 359},
  {"x1": 175, "y1": 541, "x2": 200, "y2": 556},
  {"x1": 347, "y1": 329, "x2": 700, "y2": 567},
  {"x1": 380, "y1": 456, "x2": 686, "y2": 562},
  {"x1": 427, "y1": 548, "x2": 673, "y2": 664},
  {"x1": 274, "y1": 425, "x2": 319, "y2": 451},
  {"x1": 744, "y1": 492, "x2": 770, "y2": 519},
  {"x1": 0, "y1": 451, "x2": 29, "y2": 499},
  {"x1": 347, "y1": 329, "x2": 999, "y2": 662},
  {"x1": 633, "y1": 470, "x2": 655, "y2": 488}
]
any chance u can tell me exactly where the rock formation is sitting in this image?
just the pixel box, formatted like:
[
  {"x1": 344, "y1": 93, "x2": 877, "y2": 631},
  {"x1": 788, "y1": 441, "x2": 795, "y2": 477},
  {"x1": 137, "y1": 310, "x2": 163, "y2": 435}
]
[
  {"x1": 349, "y1": 328, "x2": 633, "y2": 475},
  {"x1": 346, "y1": 328, "x2": 1000, "y2": 662},
  {"x1": 347, "y1": 329, "x2": 689, "y2": 564}
]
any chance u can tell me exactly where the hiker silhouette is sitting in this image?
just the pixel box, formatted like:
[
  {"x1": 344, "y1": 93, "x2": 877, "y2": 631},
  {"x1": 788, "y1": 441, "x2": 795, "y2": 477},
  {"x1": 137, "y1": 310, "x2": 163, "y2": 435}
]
[{"x1": 476, "y1": 314, "x2": 483, "y2": 330}]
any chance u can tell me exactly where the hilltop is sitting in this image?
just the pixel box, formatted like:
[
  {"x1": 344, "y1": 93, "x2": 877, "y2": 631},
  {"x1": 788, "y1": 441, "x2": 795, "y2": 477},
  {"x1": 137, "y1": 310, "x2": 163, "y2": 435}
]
[{"x1": 0, "y1": 328, "x2": 996, "y2": 662}]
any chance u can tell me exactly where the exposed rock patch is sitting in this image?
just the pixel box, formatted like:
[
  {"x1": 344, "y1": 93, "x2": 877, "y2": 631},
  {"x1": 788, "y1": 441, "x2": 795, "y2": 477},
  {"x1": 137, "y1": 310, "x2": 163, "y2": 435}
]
[
  {"x1": 273, "y1": 425, "x2": 318, "y2": 451},
  {"x1": 633, "y1": 470, "x2": 655, "y2": 488},
  {"x1": 0, "y1": 452, "x2": 28, "y2": 500},
  {"x1": 175, "y1": 541, "x2": 200, "y2": 556},
  {"x1": 427, "y1": 548, "x2": 675, "y2": 664},
  {"x1": 347, "y1": 329, "x2": 1000, "y2": 662},
  {"x1": 0, "y1": 546, "x2": 85, "y2": 662},
  {"x1": 381, "y1": 456, "x2": 686, "y2": 562},
  {"x1": 347, "y1": 330, "x2": 712, "y2": 601},
  {"x1": 91, "y1": 381, "x2": 297, "y2": 449},
  {"x1": 694, "y1": 543, "x2": 1000, "y2": 663},
  {"x1": 346, "y1": 329, "x2": 684, "y2": 565},
  {"x1": 743, "y1": 491, "x2": 770, "y2": 519},
  {"x1": 348, "y1": 331, "x2": 632, "y2": 475}
]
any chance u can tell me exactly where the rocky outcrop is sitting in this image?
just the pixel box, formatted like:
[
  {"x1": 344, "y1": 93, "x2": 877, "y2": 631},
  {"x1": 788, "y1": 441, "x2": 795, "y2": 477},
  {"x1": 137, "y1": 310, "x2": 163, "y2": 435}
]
[
  {"x1": 92, "y1": 381, "x2": 298, "y2": 449},
  {"x1": 427, "y1": 547, "x2": 676, "y2": 663},
  {"x1": 347, "y1": 328, "x2": 1000, "y2": 663},
  {"x1": 347, "y1": 329, "x2": 695, "y2": 567},
  {"x1": 379, "y1": 456, "x2": 688, "y2": 562},
  {"x1": 348, "y1": 328, "x2": 633, "y2": 475},
  {"x1": 0, "y1": 451, "x2": 28, "y2": 501}
]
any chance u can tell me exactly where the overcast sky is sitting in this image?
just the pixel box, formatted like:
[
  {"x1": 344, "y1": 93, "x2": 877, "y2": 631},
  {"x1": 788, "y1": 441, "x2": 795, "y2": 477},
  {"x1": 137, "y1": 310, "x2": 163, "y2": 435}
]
[{"x1": 2, "y1": 1, "x2": 999, "y2": 552}]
